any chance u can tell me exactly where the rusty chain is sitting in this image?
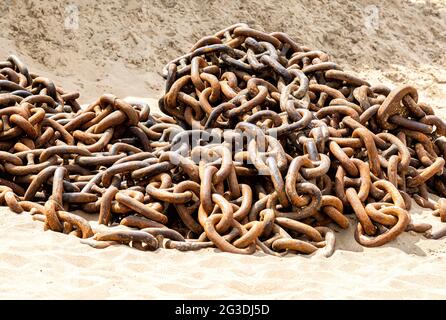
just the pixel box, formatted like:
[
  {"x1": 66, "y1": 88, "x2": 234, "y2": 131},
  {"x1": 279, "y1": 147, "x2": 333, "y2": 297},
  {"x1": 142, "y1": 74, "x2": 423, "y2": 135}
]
[{"x1": 0, "y1": 24, "x2": 446, "y2": 257}]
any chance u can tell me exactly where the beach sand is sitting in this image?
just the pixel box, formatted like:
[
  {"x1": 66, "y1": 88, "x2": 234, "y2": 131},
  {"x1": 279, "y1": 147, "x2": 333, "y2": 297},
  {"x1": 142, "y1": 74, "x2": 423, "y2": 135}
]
[
  {"x1": 1, "y1": 201, "x2": 446, "y2": 299},
  {"x1": 0, "y1": 0, "x2": 446, "y2": 299}
]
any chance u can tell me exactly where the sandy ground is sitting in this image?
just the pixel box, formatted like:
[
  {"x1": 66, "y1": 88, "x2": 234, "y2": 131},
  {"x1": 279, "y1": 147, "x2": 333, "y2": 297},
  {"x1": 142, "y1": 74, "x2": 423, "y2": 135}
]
[
  {"x1": 1, "y1": 200, "x2": 446, "y2": 300},
  {"x1": 0, "y1": 0, "x2": 446, "y2": 299},
  {"x1": 0, "y1": 0, "x2": 445, "y2": 105}
]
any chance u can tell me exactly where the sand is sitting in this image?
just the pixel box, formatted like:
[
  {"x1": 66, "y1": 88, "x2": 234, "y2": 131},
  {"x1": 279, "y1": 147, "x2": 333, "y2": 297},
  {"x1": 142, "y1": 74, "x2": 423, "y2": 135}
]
[
  {"x1": 0, "y1": 0, "x2": 445, "y2": 105},
  {"x1": 0, "y1": 0, "x2": 446, "y2": 299},
  {"x1": 1, "y1": 201, "x2": 446, "y2": 300}
]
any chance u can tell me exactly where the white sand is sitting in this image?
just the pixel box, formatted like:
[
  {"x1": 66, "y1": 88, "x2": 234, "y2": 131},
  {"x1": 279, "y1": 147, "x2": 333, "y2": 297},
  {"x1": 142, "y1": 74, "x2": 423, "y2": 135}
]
[{"x1": 1, "y1": 201, "x2": 446, "y2": 299}]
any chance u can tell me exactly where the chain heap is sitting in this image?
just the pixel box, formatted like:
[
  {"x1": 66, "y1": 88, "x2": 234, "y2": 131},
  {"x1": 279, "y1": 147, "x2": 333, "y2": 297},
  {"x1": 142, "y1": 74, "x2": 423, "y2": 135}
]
[{"x1": 1, "y1": 24, "x2": 446, "y2": 257}]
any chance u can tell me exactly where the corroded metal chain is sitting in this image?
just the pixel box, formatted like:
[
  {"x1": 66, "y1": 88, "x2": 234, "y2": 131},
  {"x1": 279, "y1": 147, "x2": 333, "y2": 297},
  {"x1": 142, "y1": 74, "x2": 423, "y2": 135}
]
[{"x1": 1, "y1": 24, "x2": 446, "y2": 257}]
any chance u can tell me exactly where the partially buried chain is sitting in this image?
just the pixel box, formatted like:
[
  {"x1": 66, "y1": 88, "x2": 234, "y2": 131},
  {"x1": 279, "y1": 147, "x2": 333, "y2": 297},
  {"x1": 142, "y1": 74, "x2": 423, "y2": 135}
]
[{"x1": 1, "y1": 24, "x2": 446, "y2": 256}]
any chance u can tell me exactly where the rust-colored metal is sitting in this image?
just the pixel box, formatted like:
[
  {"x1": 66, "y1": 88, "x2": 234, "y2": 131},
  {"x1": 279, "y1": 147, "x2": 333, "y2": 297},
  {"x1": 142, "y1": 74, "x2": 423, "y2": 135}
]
[{"x1": 0, "y1": 25, "x2": 445, "y2": 256}]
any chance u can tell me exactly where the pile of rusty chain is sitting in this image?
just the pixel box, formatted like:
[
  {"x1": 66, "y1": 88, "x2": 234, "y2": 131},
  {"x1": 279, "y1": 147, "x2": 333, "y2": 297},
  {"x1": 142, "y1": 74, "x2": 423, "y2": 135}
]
[{"x1": 1, "y1": 24, "x2": 446, "y2": 257}]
